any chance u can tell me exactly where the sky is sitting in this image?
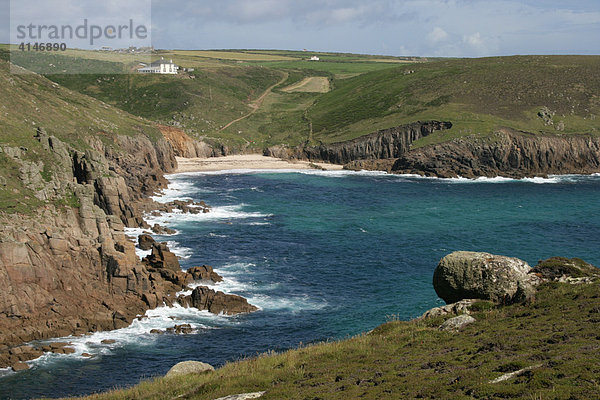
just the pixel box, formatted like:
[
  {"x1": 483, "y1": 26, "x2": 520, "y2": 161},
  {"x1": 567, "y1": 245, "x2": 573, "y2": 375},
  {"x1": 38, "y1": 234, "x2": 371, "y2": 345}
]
[{"x1": 2, "y1": 0, "x2": 600, "y2": 57}]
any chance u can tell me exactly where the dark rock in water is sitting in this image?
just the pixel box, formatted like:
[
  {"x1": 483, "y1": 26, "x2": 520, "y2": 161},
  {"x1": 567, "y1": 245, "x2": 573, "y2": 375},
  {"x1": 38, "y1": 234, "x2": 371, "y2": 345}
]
[
  {"x1": 11, "y1": 362, "x2": 29, "y2": 371},
  {"x1": 152, "y1": 224, "x2": 176, "y2": 235},
  {"x1": 165, "y1": 360, "x2": 214, "y2": 377},
  {"x1": 188, "y1": 265, "x2": 223, "y2": 283},
  {"x1": 143, "y1": 242, "x2": 181, "y2": 272},
  {"x1": 101, "y1": 339, "x2": 116, "y2": 345},
  {"x1": 138, "y1": 234, "x2": 155, "y2": 251},
  {"x1": 181, "y1": 286, "x2": 258, "y2": 315},
  {"x1": 82, "y1": 353, "x2": 94, "y2": 358},
  {"x1": 531, "y1": 257, "x2": 599, "y2": 280},
  {"x1": 150, "y1": 329, "x2": 164, "y2": 335},
  {"x1": 433, "y1": 251, "x2": 539, "y2": 304}
]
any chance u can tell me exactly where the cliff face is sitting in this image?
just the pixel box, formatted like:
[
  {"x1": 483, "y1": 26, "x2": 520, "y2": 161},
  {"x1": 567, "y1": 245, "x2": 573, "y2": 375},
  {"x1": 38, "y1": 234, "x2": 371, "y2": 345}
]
[
  {"x1": 265, "y1": 121, "x2": 452, "y2": 165},
  {"x1": 0, "y1": 130, "x2": 184, "y2": 365},
  {"x1": 392, "y1": 130, "x2": 600, "y2": 178},
  {"x1": 158, "y1": 125, "x2": 228, "y2": 159}
]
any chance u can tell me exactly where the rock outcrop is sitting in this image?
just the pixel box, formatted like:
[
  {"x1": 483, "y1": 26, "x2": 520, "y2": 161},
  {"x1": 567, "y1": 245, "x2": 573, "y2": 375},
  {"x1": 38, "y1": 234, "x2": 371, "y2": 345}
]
[
  {"x1": 531, "y1": 257, "x2": 600, "y2": 280},
  {"x1": 179, "y1": 286, "x2": 258, "y2": 315},
  {"x1": 187, "y1": 265, "x2": 224, "y2": 283},
  {"x1": 265, "y1": 121, "x2": 452, "y2": 165},
  {"x1": 433, "y1": 251, "x2": 539, "y2": 304},
  {"x1": 158, "y1": 124, "x2": 225, "y2": 158},
  {"x1": 392, "y1": 130, "x2": 600, "y2": 178},
  {"x1": 0, "y1": 131, "x2": 190, "y2": 368}
]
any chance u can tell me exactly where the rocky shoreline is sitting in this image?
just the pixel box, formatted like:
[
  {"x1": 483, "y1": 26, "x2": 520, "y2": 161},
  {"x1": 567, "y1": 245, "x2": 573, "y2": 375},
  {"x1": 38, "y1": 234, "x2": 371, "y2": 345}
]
[
  {"x1": 263, "y1": 122, "x2": 600, "y2": 178},
  {"x1": 0, "y1": 129, "x2": 258, "y2": 372}
]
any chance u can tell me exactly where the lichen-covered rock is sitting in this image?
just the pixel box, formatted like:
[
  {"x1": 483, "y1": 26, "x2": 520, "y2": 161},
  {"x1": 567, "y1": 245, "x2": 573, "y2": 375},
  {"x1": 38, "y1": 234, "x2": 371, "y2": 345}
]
[
  {"x1": 420, "y1": 299, "x2": 478, "y2": 319},
  {"x1": 531, "y1": 257, "x2": 599, "y2": 280},
  {"x1": 439, "y1": 315, "x2": 476, "y2": 332},
  {"x1": 165, "y1": 360, "x2": 214, "y2": 378},
  {"x1": 433, "y1": 251, "x2": 538, "y2": 304}
]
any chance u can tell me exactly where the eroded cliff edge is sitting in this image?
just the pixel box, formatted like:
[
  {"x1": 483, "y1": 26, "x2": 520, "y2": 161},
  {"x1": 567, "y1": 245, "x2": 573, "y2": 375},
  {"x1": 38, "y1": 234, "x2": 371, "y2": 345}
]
[
  {"x1": 391, "y1": 129, "x2": 600, "y2": 178},
  {"x1": 273, "y1": 122, "x2": 600, "y2": 178},
  {"x1": 0, "y1": 129, "x2": 186, "y2": 366}
]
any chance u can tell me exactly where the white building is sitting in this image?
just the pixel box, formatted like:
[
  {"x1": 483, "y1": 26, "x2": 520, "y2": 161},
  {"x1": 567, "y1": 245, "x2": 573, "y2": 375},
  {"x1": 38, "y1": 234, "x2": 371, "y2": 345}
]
[
  {"x1": 137, "y1": 57, "x2": 179, "y2": 74},
  {"x1": 309, "y1": 56, "x2": 320, "y2": 61}
]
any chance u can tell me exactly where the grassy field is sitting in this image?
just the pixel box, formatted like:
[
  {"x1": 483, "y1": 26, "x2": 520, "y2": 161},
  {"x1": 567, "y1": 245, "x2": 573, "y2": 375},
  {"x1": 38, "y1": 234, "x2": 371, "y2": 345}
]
[
  {"x1": 79, "y1": 281, "x2": 600, "y2": 400},
  {"x1": 281, "y1": 77, "x2": 330, "y2": 93}
]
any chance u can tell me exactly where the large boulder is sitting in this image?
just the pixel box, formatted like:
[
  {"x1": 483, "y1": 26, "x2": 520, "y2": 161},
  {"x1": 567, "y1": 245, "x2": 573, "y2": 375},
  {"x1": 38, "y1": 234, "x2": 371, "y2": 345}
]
[
  {"x1": 165, "y1": 360, "x2": 214, "y2": 378},
  {"x1": 433, "y1": 251, "x2": 538, "y2": 304}
]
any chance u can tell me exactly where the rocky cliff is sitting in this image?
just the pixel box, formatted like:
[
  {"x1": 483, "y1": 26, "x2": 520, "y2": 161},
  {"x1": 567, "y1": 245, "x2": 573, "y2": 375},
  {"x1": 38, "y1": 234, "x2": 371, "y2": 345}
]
[
  {"x1": 392, "y1": 129, "x2": 600, "y2": 178},
  {"x1": 158, "y1": 125, "x2": 228, "y2": 158},
  {"x1": 0, "y1": 129, "x2": 184, "y2": 368},
  {"x1": 265, "y1": 121, "x2": 452, "y2": 165}
]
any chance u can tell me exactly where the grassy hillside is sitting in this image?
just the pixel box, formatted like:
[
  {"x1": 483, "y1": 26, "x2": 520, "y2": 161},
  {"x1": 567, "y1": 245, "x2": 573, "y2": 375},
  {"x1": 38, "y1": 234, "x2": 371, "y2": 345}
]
[
  {"x1": 7, "y1": 47, "x2": 599, "y2": 153},
  {"x1": 0, "y1": 51, "x2": 163, "y2": 213},
  {"x1": 81, "y1": 281, "x2": 600, "y2": 399},
  {"x1": 308, "y1": 55, "x2": 600, "y2": 145},
  {"x1": 12, "y1": 49, "x2": 413, "y2": 149}
]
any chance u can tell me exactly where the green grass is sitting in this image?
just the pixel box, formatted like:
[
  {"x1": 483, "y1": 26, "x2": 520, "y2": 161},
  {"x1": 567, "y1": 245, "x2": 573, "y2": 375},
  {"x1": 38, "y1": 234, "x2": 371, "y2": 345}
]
[
  {"x1": 78, "y1": 282, "x2": 600, "y2": 399},
  {"x1": 307, "y1": 55, "x2": 600, "y2": 144}
]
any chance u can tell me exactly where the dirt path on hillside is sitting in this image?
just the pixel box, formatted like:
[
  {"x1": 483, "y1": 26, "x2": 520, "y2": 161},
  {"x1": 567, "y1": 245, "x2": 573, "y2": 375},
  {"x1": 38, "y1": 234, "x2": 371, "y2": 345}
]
[{"x1": 218, "y1": 72, "x2": 289, "y2": 132}]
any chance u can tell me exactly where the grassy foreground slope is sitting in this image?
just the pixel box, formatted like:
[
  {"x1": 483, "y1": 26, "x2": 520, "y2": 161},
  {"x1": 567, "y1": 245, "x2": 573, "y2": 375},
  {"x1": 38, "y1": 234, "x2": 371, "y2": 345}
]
[{"x1": 82, "y1": 282, "x2": 600, "y2": 400}]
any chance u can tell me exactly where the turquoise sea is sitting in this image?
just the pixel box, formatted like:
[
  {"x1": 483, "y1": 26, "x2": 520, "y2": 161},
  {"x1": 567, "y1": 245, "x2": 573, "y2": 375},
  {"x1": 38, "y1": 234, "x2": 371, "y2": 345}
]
[{"x1": 1, "y1": 170, "x2": 599, "y2": 399}]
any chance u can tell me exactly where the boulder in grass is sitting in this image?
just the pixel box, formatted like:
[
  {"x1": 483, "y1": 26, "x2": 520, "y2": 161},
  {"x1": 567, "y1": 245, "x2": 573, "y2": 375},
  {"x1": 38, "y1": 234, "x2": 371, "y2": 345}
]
[
  {"x1": 165, "y1": 361, "x2": 214, "y2": 378},
  {"x1": 439, "y1": 315, "x2": 476, "y2": 332},
  {"x1": 433, "y1": 251, "x2": 539, "y2": 304}
]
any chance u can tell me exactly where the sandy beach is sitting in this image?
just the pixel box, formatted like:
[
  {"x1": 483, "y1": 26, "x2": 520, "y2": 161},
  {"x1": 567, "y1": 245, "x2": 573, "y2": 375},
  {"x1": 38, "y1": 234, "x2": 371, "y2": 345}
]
[{"x1": 174, "y1": 154, "x2": 345, "y2": 173}]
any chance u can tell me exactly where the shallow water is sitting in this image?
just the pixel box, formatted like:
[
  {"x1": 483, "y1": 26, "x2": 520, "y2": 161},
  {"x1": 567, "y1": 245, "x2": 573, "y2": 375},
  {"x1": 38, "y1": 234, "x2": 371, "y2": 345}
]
[{"x1": 1, "y1": 171, "x2": 599, "y2": 399}]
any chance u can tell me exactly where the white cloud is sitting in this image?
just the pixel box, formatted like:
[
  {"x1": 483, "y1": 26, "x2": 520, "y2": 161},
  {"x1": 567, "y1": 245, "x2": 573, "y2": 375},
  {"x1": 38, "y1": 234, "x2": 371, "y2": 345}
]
[{"x1": 428, "y1": 27, "x2": 448, "y2": 43}]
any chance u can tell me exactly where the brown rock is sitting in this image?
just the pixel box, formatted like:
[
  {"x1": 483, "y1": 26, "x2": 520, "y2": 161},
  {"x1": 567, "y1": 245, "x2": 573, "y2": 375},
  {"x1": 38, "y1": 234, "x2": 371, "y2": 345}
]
[
  {"x1": 101, "y1": 339, "x2": 116, "y2": 345},
  {"x1": 11, "y1": 362, "x2": 29, "y2": 371},
  {"x1": 189, "y1": 286, "x2": 258, "y2": 315},
  {"x1": 150, "y1": 329, "x2": 164, "y2": 335},
  {"x1": 151, "y1": 224, "x2": 176, "y2": 235},
  {"x1": 143, "y1": 242, "x2": 181, "y2": 272},
  {"x1": 188, "y1": 265, "x2": 223, "y2": 283},
  {"x1": 138, "y1": 234, "x2": 156, "y2": 251}
]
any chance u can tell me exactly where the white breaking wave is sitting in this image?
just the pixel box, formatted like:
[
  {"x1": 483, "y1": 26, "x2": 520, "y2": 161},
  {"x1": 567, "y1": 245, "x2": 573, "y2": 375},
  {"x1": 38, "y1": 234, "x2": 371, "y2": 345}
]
[
  {"x1": 151, "y1": 181, "x2": 198, "y2": 203},
  {"x1": 26, "y1": 303, "x2": 234, "y2": 368},
  {"x1": 166, "y1": 240, "x2": 193, "y2": 260},
  {"x1": 144, "y1": 205, "x2": 271, "y2": 226},
  {"x1": 396, "y1": 174, "x2": 600, "y2": 184}
]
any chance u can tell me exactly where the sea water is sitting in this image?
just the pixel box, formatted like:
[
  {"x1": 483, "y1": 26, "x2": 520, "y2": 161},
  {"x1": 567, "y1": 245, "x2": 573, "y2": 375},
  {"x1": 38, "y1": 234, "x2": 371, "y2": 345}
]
[{"x1": 1, "y1": 171, "x2": 599, "y2": 399}]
